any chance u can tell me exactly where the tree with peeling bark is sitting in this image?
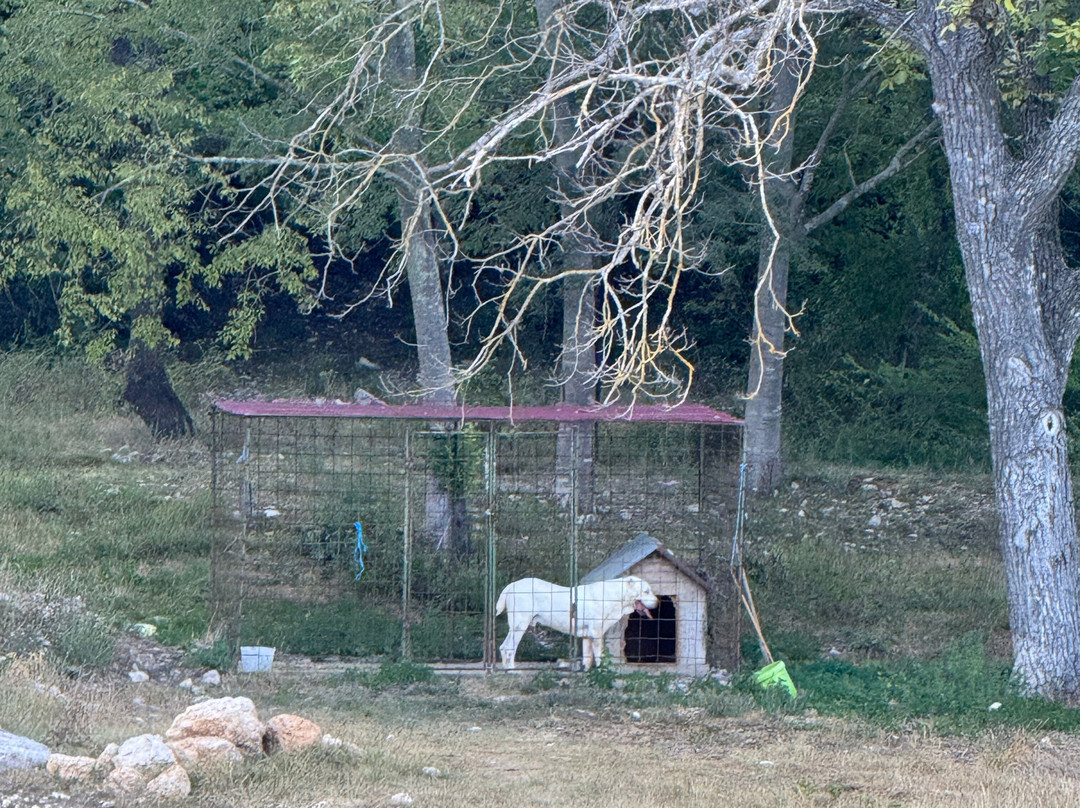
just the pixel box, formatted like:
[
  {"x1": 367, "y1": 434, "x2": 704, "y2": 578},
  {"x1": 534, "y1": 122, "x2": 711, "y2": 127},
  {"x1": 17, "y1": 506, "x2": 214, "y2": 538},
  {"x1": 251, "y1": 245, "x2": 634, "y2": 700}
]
[
  {"x1": 532, "y1": 0, "x2": 599, "y2": 507},
  {"x1": 381, "y1": 0, "x2": 468, "y2": 552},
  {"x1": 743, "y1": 45, "x2": 938, "y2": 493},
  {"x1": 820, "y1": 0, "x2": 1080, "y2": 699}
]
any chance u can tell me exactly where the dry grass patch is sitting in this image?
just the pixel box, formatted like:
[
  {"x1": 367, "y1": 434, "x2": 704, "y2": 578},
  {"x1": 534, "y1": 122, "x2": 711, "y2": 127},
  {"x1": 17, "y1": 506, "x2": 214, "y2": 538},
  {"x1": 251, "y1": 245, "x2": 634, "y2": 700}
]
[
  {"x1": 0, "y1": 655, "x2": 134, "y2": 752},
  {"x1": 5, "y1": 666, "x2": 1080, "y2": 807},
  {"x1": 181, "y1": 707, "x2": 1080, "y2": 808}
]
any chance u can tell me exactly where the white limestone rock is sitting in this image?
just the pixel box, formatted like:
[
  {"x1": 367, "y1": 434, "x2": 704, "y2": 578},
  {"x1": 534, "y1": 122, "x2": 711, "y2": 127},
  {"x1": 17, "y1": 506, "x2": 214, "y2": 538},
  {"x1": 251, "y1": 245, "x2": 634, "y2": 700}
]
[{"x1": 0, "y1": 729, "x2": 50, "y2": 771}]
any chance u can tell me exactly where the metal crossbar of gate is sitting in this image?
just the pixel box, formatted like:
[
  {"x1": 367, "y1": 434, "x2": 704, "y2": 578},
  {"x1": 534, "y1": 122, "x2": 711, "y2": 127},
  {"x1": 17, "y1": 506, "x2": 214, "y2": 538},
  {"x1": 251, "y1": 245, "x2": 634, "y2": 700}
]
[{"x1": 210, "y1": 400, "x2": 743, "y2": 672}]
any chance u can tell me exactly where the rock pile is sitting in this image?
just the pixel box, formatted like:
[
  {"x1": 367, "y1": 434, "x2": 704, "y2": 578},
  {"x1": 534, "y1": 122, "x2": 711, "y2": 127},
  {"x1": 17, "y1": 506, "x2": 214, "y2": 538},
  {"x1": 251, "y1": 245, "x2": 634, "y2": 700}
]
[{"x1": 3, "y1": 696, "x2": 338, "y2": 802}]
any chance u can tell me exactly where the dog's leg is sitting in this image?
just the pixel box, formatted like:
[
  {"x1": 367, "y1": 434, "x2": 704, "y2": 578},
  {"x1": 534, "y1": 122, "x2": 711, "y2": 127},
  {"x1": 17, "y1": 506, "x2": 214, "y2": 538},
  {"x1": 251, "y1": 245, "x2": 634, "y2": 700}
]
[
  {"x1": 580, "y1": 642, "x2": 591, "y2": 671},
  {"x1": 500, "y1": 620, "x2": 527, "y2": 669}
]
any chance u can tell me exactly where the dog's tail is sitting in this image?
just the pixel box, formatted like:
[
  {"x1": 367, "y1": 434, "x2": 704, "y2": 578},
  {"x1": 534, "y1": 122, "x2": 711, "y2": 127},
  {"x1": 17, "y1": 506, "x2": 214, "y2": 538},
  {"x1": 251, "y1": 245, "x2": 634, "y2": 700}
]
[{"x1": 495, "y1": 587, "x2": 507, "y2": 616}]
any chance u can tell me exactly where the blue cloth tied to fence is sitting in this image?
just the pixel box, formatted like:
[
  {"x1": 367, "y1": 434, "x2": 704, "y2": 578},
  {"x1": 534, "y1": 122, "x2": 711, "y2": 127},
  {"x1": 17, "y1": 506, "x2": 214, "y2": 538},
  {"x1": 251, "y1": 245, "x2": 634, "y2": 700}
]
[{"x1": 353, "y1": 522, "x2": 368, "y2": 580}]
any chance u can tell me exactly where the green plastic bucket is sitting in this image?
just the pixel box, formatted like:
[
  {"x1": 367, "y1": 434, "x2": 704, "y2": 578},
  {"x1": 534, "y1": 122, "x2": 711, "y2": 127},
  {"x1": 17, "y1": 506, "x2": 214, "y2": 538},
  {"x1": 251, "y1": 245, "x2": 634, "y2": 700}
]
[{"x1": 754, "y1": 660, "x2": 797, "y2": 698}]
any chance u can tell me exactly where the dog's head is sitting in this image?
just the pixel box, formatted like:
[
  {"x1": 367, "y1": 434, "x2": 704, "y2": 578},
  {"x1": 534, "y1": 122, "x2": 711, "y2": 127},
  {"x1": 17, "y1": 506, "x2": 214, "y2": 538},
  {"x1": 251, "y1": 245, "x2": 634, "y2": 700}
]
[{"x1": 622, "y1": 576, "x2": 660, "y2": 618}]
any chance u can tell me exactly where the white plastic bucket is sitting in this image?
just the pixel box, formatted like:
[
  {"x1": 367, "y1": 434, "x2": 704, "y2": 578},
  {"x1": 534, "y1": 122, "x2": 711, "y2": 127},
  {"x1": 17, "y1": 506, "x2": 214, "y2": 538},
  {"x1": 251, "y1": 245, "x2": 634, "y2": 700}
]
[{"x1": 238, "y1": 646, "x2": 276, "y2": 673}]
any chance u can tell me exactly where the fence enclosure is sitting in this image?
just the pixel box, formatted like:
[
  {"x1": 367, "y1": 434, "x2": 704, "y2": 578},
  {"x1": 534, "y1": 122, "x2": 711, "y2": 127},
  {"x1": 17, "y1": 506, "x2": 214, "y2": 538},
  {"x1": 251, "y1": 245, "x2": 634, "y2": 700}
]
[{"x1": 210, "y1": 400, "x2": 743, "y2": 673}]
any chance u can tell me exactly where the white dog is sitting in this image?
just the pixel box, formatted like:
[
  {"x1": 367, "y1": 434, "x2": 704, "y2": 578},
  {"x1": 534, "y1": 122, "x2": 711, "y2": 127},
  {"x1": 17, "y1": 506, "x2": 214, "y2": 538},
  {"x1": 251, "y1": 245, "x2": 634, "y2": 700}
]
[{"x1": 495, "y1": 576, "x2": 660, "y2": 670}]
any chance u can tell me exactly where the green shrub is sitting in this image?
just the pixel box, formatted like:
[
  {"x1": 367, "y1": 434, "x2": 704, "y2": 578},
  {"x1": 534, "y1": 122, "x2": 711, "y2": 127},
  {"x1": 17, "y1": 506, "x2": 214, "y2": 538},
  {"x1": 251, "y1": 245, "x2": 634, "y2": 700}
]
[
  {"x1": 240, "y1": 600, "x2": 401, "y2": 657},
  {"x1": 339, "y1": 660, "x2": 436, "y2": 689},
  {"x1": 522, "y1": 669, "x2": 560, "y2": 692},
  {"x1": 370, "y1": 660, "x2": 435, "y2": 686}
]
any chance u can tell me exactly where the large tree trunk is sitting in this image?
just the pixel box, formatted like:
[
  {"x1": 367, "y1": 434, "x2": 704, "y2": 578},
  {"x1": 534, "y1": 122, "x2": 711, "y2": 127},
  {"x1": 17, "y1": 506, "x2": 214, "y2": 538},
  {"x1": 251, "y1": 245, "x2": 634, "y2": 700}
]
[
  {"x1": 556, "y1": 273, "x2": 597, "y2": 511},
  {"x1": 741, "y1": 52, "x2": 935, "y2": 493},
  {"x1": 743, "y1": 241, "x2": 790, "y2": 493},
  {"x1": 386, "y1": 5, "x2": 468, "y2": 554},
  {"x1": 743, "y1": 58, "x2": 799, "y2": 493},
  {"x1": 399, "y1": 194, "x2": 455, "y2": 407},
  {"x1": 536, "y1": 0, "x2": 597, "y2": 511},
  {"x1": 123, "y1": 341, "x2": 194, "y2": 439},
  {"x1": 927, "y1": 26, "x2": 1080, "y2": 699},
  {"x1": 401, "y1": 191, "x2": 471, "y2": 554}
]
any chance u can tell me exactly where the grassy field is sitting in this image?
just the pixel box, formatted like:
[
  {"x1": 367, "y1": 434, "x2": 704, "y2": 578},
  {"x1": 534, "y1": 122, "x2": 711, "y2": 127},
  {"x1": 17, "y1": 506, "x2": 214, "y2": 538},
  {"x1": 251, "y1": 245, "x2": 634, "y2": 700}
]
[{"x1": 3, "y1": 351, "x2": 1080, "y2": 806}]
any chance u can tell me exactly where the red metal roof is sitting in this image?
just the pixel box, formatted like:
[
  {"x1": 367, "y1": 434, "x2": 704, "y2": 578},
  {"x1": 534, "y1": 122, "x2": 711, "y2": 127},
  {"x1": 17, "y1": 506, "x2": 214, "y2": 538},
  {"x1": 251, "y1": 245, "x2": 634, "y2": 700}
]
[{"x1": 213, "y1": 399, "x2": 742, "y2": 425}]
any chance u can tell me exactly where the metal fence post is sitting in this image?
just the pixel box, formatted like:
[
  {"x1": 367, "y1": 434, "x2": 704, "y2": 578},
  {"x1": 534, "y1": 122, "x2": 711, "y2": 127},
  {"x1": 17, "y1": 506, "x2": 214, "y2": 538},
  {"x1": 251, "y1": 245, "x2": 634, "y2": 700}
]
[{"x1": 401, "y1": 428, "x2": 413, "y2": 661}]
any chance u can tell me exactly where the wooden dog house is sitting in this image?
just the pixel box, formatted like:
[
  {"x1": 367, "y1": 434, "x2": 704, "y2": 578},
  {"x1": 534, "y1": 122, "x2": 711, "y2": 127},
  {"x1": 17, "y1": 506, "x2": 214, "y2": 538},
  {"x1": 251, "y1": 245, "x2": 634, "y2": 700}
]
[{"x1": 581, "y1": 532, "x2": 710, "y2": 675}]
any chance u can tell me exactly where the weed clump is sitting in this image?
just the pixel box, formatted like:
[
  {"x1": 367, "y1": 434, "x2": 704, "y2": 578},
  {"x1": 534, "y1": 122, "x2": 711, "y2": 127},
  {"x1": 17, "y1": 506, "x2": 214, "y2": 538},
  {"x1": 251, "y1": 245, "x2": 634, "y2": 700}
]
[
  {"x1": 184, "y1": 638, "x2": 235, "y2": 671},
  {"x1": 0, "y1": 590, "x2": 115, "y2": 674},
  {"x1": 338, "y1": 660, "x2": 437, "y2": 690},
  {"x1": 585, "y1": 654, "x2": 618, "y2": 689}
]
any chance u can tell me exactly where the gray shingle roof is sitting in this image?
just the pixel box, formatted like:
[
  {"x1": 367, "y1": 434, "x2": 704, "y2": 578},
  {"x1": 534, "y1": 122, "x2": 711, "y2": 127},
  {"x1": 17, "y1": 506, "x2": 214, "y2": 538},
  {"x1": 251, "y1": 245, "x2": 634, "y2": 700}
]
[{"x1": 581, "y1": 532, "x2": 710, "y2": 590}]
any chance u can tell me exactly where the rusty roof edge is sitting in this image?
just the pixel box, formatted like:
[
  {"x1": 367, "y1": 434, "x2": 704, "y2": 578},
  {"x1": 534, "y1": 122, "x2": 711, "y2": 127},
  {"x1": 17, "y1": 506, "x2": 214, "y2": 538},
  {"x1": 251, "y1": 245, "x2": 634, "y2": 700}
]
[{"x1": 212, "y1": 399, "x2": 743, "y2": 425}]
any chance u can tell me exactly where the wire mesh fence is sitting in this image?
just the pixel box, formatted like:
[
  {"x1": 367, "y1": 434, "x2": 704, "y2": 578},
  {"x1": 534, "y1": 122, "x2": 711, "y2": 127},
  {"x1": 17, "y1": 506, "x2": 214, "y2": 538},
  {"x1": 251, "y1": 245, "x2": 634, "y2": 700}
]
[{"x1": 210, "y1": 401, "x2": 743, "y2": 672}]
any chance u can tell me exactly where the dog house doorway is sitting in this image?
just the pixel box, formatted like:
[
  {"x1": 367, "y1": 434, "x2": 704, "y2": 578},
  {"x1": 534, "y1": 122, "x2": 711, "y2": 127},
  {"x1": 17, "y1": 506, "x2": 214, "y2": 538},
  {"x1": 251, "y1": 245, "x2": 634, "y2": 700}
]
[{"x1": 624, "y1": 595, "x2": 677, "y2": 663}]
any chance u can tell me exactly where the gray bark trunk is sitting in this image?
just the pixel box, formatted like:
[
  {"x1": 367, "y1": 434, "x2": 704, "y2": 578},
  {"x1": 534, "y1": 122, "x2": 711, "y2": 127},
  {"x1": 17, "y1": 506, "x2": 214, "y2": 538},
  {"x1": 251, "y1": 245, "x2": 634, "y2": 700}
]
[
  {"x1": 742, "y1": 54, "x2": 935, "y2": 494},
  {"x1": 556, "y1": 272, "x2": 597, "y2": 511},
  {"x1": 536, "y1": 0, "x2": 597, "y2": 510},
  {"x1": 743, "y1": 240, "x2": 790, "y2": 493},
  {"x1": 386, "y1": 4, "x2": 464, "y2": 552},
  {"x1": 743, "y1": 58, "x2": 799, "y2": 493},
  {"x1": 926, "y1": 23, "x2": 1080, "y2": 699}
]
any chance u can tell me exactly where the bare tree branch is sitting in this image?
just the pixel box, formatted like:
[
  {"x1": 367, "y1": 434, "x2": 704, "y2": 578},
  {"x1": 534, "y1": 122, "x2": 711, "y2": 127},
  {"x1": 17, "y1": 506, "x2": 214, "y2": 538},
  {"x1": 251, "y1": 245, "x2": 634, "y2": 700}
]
[
  {"x1": 796, "y1": 62, "x2": 876, "y2": 204},
  {"x1": 802, "y1": 119, "x2": 938, "y2": 233},
  {"x1": 814, "y1": 0, "x2": 927, "y2": 49},
  {"x1": 214, "y1": 0, "x2": 822, "y2": 402}
]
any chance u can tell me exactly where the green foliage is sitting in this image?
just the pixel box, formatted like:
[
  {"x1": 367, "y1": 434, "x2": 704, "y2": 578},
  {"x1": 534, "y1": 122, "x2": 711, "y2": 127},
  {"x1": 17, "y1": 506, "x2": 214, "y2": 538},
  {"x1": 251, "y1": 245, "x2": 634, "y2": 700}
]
[
  {"x1": 367, "y1": 660, "x2": 436, "y2": 687},
  {"x1": 584, "y1": 652, "x2": 618, "y2": 689},
  {"x1": 239, "y1": 599, "x2": 401, "y2": 658},
  {"x1": 783, "y1": 110, "x2": 988, "y2": 472},
  {"x1": 741, "y1": 630, "x2": 821, "y2": 667},
  {"x1": 420, "y1": 426, "x2": 486, "y2": 498},
  {"x1": 0, "y1": 0, "x2": 317, "y2": 359},
  {"x1": 334, "y1": 660, "x2": 438, "y2": 691},
  {"x1": 781, "y1": 634, "x2": 1080, "y2": 734},
  {"x1": 936, "y1": 0, "x2": 1080, "y2": 106},
  {"x1": 185, "y1": 639, "x2": 236, "y2": 671},
  {"x1": 787, "y1": 313, "x2": 989, "y2": 469},
  {"x1": 874, "y1": 40, "x2": 928, "y2": 92},
  {"x1": 408, "y1": 608, "x2": 485, "y2": 660}
]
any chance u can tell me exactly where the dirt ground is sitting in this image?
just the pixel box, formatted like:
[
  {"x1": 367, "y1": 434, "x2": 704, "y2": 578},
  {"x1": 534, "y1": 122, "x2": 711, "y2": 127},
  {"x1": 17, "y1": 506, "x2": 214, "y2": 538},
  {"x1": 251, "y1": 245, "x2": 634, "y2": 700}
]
[{"x1": 6, "y1": 669, "x2": 1080, "y2": 808}]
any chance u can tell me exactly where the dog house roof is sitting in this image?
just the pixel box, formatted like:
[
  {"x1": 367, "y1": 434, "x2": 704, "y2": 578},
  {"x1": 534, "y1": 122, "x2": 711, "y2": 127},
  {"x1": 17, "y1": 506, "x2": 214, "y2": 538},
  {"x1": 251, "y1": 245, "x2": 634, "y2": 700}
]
[
  {"x1": 581, "y1": 532, "x2": 710, "y2": 591},
  {"x1": 214, "y1": 399, "x2": 742, "y2": 425}
]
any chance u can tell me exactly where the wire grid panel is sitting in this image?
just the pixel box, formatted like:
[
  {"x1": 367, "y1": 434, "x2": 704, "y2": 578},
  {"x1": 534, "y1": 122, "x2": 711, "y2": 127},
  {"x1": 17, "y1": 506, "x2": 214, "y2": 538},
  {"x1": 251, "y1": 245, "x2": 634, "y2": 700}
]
[
  {"x1": 211, "y1": 413, "x2": 411, "y2": 657},
  {"x1": 210, "y1": 410, "x2": 741, "y2": 669},
  {"x1": 400, "y1": 426, "x2": 494, "y2": 662}
]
